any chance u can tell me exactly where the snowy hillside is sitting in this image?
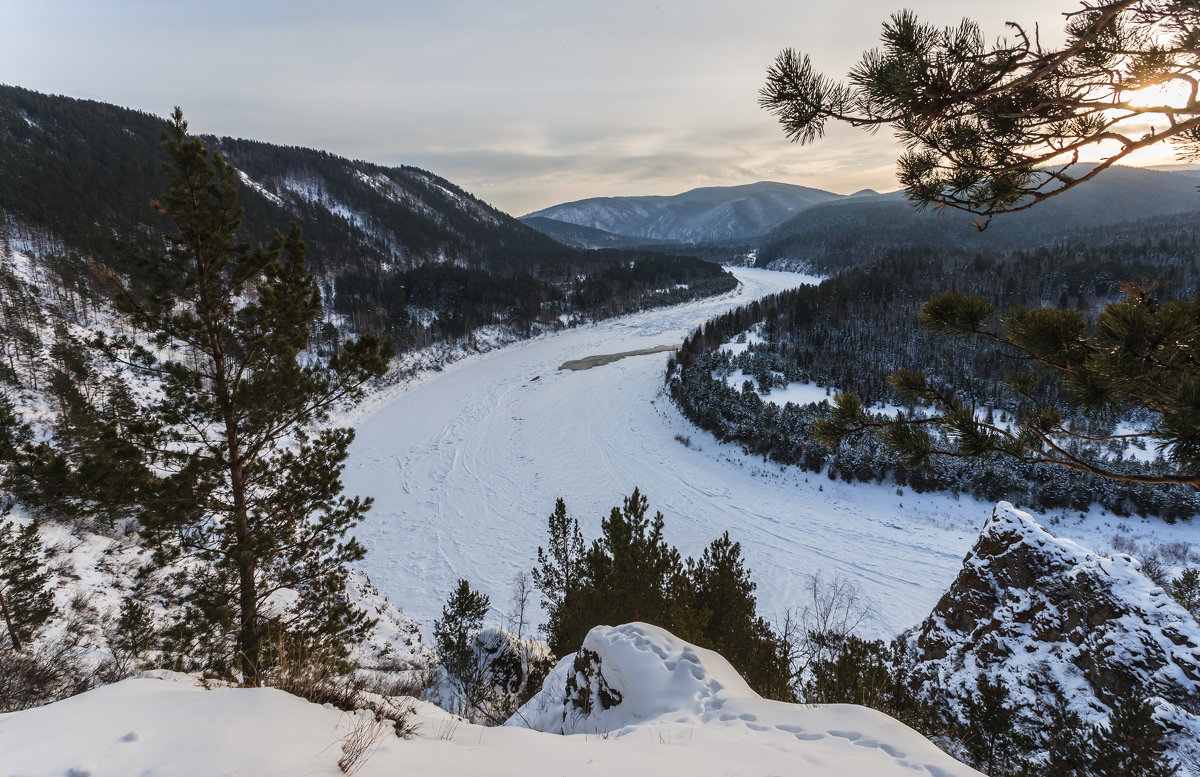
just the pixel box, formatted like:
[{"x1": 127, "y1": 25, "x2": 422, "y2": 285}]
[
  {"x1": 0, "y1": 626, "x2": 983, "y2": 777},
  {"x1": 0, "y1": 510, "x2": 435, "y2": 705}
]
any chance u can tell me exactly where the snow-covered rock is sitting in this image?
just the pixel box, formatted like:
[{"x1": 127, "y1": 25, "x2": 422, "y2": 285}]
[
  {"x1": 424, "y1": 627, "x2": 554, "y2": 724},
  {"x1": 347, "y1": 571, "x2": 437, "y2": 676},
  {"x1": 909, "y1": 501, "x2": 1200, "y2": 769},
  {"x1": 510, "y1": 622, "x2": 982, "y2": 776}
]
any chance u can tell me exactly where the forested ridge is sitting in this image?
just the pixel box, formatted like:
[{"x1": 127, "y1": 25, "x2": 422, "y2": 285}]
[
  {"x1": 753, "y1": 176, "x2": 1200, "y2": 276},
  {"x1": 670, "y1": 213, "x2": 1200, "y2": 519},
  {"x1": 0, "y1": 84, "x2": 734, "y2": 347}
]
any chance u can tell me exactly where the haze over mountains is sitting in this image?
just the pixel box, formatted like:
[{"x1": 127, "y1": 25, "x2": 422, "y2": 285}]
[{"x1": 523, "y1": 181, "x2": 843, "y2": 244}]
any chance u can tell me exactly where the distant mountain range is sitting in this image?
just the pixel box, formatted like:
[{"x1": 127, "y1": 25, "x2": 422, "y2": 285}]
[
  {"x1": 755, "y1": 164, "x2": 1200, "y2": 273},
  {"x1": 518, "y1": 217, "x2": 675, "y2": 250},
  {"x1": 523, "y1": 168, "x2": 1200, "y2": 271},
  {"x1": 522, "y1": 181, "x2": 843, "y2": 244}
]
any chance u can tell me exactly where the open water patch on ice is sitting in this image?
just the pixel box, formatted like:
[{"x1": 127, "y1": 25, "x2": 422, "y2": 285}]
[{"x1": 559, "y1": 344, "x2": 680, "y2": 371}]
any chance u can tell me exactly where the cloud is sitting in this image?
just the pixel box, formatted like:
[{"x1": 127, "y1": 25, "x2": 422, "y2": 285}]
[
  {"x1": 403, "y1": 120, "x2": 906, "y2": 215},
  {"x1": 0, "y1": 0, "x2": 1095, "y2": 214}
]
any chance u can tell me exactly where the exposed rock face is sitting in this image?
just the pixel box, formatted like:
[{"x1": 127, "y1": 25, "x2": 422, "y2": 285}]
[
  {"x1": 563, "y1": 648, "x2": 623, "y2": 716},
  {"x1": 909, "y1": 502, "x2": 1200, "y2": 766},
  {"x1": 472, "y1": 628, "x2": 555, "y2": 700}
]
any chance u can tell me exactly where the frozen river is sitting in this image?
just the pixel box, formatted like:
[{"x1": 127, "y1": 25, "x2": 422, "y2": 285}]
[{"x1": 345, "y1": 267, "x2": 1200, "y2": 636}]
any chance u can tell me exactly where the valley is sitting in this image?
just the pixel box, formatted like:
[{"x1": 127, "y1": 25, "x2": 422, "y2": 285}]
[{"x1": 2, "y1": 65, "x2": 1199, "y2": 773}]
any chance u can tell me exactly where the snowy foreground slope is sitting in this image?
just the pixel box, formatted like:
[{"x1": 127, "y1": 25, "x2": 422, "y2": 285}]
[
  {"x1": 512, "y1": 622, "x2": 980, "y2": 776},
  {"x1": 0, "y1": 626, "x2": 981, "y2": 777},
  {"x1": 344, "y1": 267, "x2": 1200, "y2": 636}
]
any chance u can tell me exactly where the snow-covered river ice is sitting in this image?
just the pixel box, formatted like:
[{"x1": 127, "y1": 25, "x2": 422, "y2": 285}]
[{"x1": 345, "y1": 267, "x2": 1200, "y2": 637}]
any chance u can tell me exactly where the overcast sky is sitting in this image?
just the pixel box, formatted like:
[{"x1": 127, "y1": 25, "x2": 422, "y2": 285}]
[{"x1": 3, "y1": 1, "x2": 1173, "y2": 215}]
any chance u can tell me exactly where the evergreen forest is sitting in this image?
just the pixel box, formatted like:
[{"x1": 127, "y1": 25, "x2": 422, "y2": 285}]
[{"x1": 670, "y1": 212, "x2": 1200, "y2": 518}]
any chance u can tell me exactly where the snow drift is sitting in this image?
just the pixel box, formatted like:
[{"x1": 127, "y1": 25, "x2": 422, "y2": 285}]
[
  {"x1": 510, "y1": 621, "x2": 982, "y2": 776},
  {"x1": 0, "y1": 626, "x2": 983, "y2": 777}
]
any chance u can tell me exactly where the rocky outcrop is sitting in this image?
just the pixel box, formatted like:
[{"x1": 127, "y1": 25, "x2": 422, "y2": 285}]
[
  {"x1": 909, "y1": 502, "x2": 1200, "y2": 765},
  {"x1": 423, "y1": 627, "x2": 554, "y2": 724}
]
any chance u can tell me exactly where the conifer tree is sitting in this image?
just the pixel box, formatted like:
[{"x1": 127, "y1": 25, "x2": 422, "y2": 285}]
[
  {"x1": 434, "y1": 579, "x2": 491, "y2": 687},
  {"x1": 532, "y1": 490, "x2": 791, "y2": 700},
  {"x1": 0, "y1": 518, "x2": 55, "y2": 651},
  {"x1": 107, "y1": 109, "x2": 393, "y2": 683},
  {"x1": 1091, "y1": 694, "x2": 1178, "y2": 777},
  {"x1": 960, "y1": 675, "x2": 1026, "y2": 777},
  {"x1": 14, "y1": 330, "x2": 159, "y2": 526},
  {"x1": 1038, "y1": 694, "x2": 1092, "y2": 777},
  {"x1": 532, "y1": 497, "x2": 586, "y2": 651},
  {"x1": 584, "y1": 488, "x2": 683, "y2": 631},
  {"x1": 689, "y1": 532, "x2": 791, "y2": 700},
  {"x1": 1170, "y1": 567, "x2": 1200, "y2": 618},
  {"x1": 761, "y1": 1, "x2": 1200, "y2": 228}
]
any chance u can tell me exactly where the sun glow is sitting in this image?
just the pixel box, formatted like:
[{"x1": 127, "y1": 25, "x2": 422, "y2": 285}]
[
  {"x1": 1125, "y1": 77, "x2": 1196, "y2": 110},
  {"x1": 1069, "y1": 76, "x2": 1200, "y2": 168}
]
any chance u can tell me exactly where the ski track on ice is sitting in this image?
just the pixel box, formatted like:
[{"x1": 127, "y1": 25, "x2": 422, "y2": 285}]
[{"x1": 344, "y1": 268, "x2": 1200, "y2": 639}]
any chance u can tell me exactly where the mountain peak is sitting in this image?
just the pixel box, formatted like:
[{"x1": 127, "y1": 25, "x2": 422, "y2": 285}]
[{"x1": 522, "y1": 181, "x2": 843, "y2": 243}]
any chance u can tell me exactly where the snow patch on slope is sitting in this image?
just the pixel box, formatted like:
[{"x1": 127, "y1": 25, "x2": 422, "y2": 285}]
[{"x1": 235, "y1": 169, "x2": 284, "y2": 206}]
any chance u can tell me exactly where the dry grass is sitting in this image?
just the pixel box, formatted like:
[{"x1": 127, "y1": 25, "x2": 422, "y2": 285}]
[{"x1": 338, "y1": 710, "x2": 391, "y2": 775}]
